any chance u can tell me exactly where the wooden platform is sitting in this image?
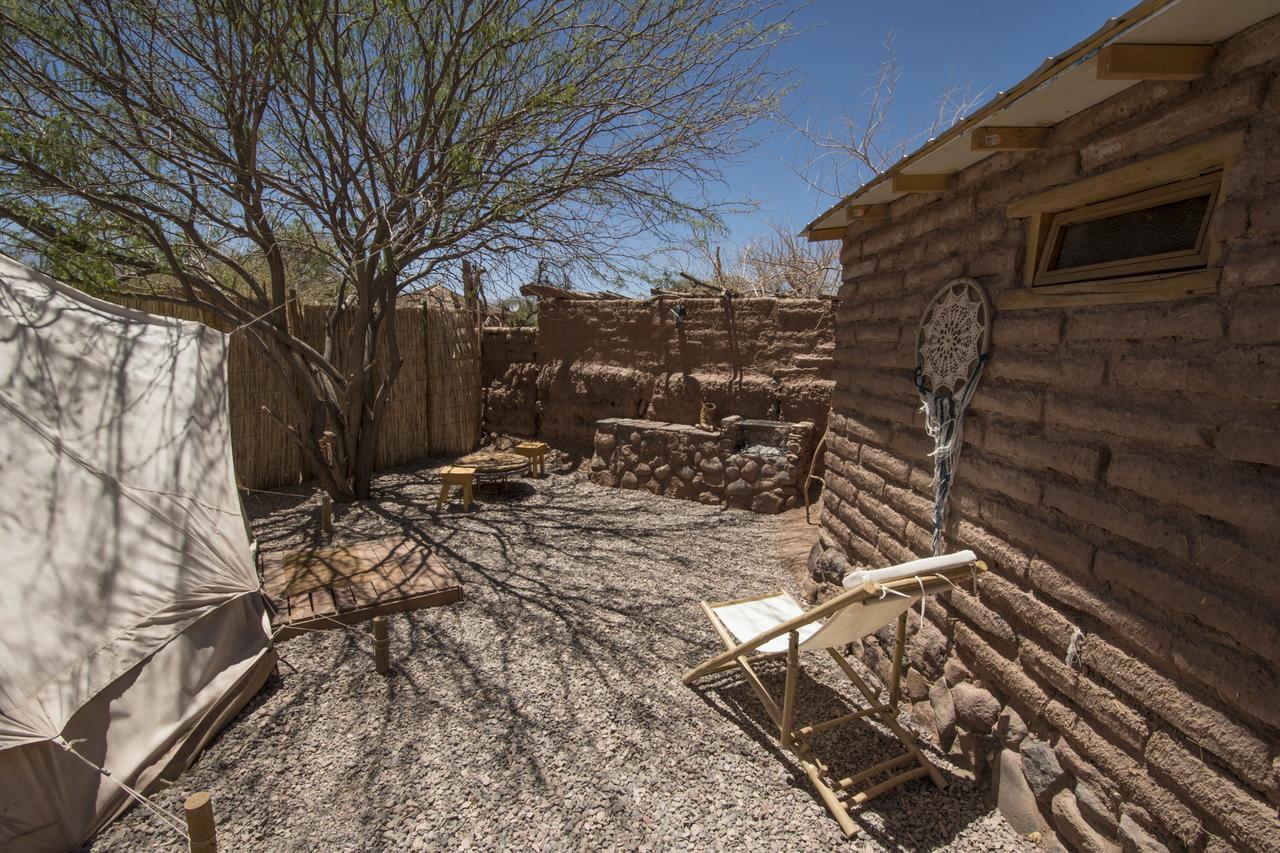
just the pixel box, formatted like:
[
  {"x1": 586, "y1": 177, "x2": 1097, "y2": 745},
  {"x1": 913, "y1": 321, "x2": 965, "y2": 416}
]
[{"x1": 261, "y1": 537, "x2": 462, "y2": 639}]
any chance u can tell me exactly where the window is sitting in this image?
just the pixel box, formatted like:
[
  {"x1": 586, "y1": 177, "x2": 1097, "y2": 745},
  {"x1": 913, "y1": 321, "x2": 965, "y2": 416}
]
[
  {"x1": 1033, "y1": 172, "x2": 1220, "y2": 286},
  {"x1": 1001, "y1": 132, "x2": 1242, "y2": 309}
]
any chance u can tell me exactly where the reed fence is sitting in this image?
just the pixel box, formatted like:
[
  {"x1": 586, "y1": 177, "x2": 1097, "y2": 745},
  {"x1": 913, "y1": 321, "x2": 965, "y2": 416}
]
[{"x1": 116, "y1": 295, "x2": 482, "y2": 490}]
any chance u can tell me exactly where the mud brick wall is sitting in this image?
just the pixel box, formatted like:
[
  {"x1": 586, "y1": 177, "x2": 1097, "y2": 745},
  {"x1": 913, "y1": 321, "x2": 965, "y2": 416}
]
[
  {"x1": 482, "y1": 328, "x2": 539, "y2": 436},
  {"x1": 483, "y1": 297, "x2": 836, "y2": 449},
  {"x1": 816, "y1": 18, "x2": 1280, "y2": 852}
]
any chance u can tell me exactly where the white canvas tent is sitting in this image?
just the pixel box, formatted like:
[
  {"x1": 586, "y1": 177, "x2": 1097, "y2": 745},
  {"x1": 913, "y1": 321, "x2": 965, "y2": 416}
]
[{"x1": 0, "y1": 255, "x2": 274, "y2": 850}]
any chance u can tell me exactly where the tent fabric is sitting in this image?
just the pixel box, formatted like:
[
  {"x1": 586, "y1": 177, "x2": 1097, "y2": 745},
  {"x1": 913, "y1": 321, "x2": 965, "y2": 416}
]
[{"x1": 0, "y1": 256, "x2": 273, "y2": 850}]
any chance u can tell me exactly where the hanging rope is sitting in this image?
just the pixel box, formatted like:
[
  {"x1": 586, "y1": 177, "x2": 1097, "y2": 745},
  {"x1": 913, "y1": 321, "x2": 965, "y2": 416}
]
[{"x1": 916, "y1": 353, "x2": 988, "y2": 555}]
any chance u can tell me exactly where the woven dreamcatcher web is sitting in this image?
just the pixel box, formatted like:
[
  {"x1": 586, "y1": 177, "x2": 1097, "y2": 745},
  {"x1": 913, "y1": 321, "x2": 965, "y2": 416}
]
[{"x1": 914, "y1": 278, "x2": 992, "y2": 555}]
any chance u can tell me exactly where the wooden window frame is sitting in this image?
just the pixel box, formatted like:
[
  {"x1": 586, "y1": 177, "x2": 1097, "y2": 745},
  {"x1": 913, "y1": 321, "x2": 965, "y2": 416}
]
[
  {"x1": 1033, "y1": 171, "x2": 1220, "y2": 286},
  {"x1": 1002, "y1": 132, "x2": 1242, "y2": 309}
]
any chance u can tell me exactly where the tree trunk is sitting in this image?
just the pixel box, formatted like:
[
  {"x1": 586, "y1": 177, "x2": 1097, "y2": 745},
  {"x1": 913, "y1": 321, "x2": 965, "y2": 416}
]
[{"x1": 248, "y1": 280, "x2": 401, "y2": 504}]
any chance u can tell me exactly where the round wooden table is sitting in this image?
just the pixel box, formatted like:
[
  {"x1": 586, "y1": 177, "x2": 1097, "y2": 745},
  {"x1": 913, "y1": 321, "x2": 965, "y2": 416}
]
[{"x1": 454, "y1": 449, "x2": 531, "y2": 481}]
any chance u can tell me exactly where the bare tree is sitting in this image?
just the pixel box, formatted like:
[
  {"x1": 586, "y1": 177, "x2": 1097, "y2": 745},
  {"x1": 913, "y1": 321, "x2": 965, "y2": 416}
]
[
  {"x1": 656, "y1": 32, "x2": 981, "y2": 300},
  {"x1": 786, "y1": 31, "x2": 987, "y2": 199},
  {"x1": 0, "y1": 0, "x2": 793, "y2": 499},
  {"x1": 665, "y1": 221, "x2": 837, "y2": 297},
  {"x1": 736, "y1": 222, "x2": 839, "y2": 297}
]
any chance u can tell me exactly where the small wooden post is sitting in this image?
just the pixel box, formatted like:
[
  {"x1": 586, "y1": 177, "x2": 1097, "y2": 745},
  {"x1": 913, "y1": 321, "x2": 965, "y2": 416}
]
[
  {"x1": 184, "y1": 792, "x2": 217, "y2": 853},
  {"x1": 372, "y1": 616, "x2": 390, "y2": 674},
  {"x1": 286, "y1": 287, "x2": 304, "y2": 337},
  {"x1": 888, "y1": 610, "x2": 908, "y2": 710},
  {"x1": 781, "y1": 631, "x2": 799, "y2": 750},
  {"x1": 319, "y1": 493, "x2": 333, "y2": 536}
]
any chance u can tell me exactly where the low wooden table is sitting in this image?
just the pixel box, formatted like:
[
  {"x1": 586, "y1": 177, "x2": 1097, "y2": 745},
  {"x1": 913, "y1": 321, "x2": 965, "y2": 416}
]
[
  {"x1": 453, "y1": 449, "x2": 531, "y2": 482},
  {"x1": 261, "y1": 536, "x2": 462, "y2": 639}
]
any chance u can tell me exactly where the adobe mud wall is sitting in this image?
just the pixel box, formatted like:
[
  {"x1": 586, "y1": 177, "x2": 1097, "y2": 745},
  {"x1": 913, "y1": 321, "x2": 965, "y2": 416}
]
[
  {"x1": 482, "y1": 296, "x2": 835, "y2": 450},
  {"x1": 817, "y1": 18, "x2": 1280, "y2": 852},
  {"x1": 481, "y1": 327, "x2": 539, "y2": 436}
]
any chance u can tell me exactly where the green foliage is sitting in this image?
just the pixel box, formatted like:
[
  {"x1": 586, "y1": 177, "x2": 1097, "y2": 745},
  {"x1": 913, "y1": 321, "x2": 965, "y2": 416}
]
[{"x1": 0, "y1": 0, "x2": 794, "y2": 496}]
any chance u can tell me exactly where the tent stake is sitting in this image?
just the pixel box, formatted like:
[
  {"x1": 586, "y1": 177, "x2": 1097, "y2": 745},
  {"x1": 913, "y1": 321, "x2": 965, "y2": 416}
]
[
  {"x1": 184, "y1": 792, "x2": 217, "y2": 853},
  {"x1": 372, "y1": 616, "x2": 391, "y2": 674}
]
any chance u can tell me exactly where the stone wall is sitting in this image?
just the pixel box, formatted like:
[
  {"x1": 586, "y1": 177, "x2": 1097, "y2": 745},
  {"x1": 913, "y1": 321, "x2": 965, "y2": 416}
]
[
  {"x1": 589, "y1": 416, "x2": 813, "y2": 513},
  {"x1": 482, "y1": 297, "x2": 835, "y2": 449},
  {"x1": 816, "y1": 18, "x2": 1280, "y2": 852}
]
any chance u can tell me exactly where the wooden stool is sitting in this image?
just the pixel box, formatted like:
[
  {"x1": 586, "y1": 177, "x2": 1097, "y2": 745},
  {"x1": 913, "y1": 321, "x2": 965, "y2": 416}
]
[
  {"x1": 436, "y1": 466, "x2": 475, "y2": 511},
  {"x1": 514, "y1": 441, "x2": 548, "y2": 477}
]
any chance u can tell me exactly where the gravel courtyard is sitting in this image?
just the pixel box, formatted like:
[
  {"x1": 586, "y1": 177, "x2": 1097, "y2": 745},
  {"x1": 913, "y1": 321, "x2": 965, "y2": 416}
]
[{"x1": 90, "y1": 462, "x2": 1028, "y2": 852}]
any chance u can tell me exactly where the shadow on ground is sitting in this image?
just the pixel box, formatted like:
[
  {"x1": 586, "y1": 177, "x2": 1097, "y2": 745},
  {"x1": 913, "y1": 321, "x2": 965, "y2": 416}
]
[{"x1": 88, "y1": 460, "x2": 1028, "y2": 852}]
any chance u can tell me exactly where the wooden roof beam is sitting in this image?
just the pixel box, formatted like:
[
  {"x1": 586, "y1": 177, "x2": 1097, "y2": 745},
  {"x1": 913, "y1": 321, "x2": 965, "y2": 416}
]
[
  {"x1": 805, "y1": 226, "x2": 847, "y2": 243},
  {"x1": 891, "y1": 174, "x2": 952, "y2": 193},
  {"x1": 1096, "y1": 43, "x2": 1214, "y2": 81},
  {"x1": 970, "y1": 126, "x2": 1051, "y2": 151}
]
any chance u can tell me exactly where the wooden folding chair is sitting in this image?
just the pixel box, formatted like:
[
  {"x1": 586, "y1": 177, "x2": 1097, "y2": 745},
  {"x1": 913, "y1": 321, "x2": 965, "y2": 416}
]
[{"x1": 683, "y1": 550, "x2": 986, "y2": 837}]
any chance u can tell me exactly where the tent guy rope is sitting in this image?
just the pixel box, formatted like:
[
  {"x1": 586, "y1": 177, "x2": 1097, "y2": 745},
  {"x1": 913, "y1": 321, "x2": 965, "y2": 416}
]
[{"x1": 54, "y1": 737, "x2": 190, "y2": 843}]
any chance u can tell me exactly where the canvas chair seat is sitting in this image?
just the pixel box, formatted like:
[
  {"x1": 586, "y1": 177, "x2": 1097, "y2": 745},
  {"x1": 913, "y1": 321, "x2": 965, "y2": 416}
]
[
  {"x1": 710, "y1": 594, "x2": 821, "y2": 654},
  {"x1": 684, "y1": 550, "x2": 985, "y2": 838}
]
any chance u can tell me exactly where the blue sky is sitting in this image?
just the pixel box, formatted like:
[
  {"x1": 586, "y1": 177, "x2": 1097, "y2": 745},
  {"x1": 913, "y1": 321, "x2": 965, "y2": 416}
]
[{"x1": 709, "y1": 0, "x2": 1126, "y2": 252}]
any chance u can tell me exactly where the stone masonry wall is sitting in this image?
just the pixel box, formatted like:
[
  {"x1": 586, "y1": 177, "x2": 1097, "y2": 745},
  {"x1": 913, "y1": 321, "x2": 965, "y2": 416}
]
[
  {"x1": 482, "y1": 297, "x2": 836, "y2": 449},
  {"x1": 817, "y1": 18, "x2": 1280, "y2": 852},
  {"x1": 589, "y1": 416, "x2": 813, "y2": 513}
]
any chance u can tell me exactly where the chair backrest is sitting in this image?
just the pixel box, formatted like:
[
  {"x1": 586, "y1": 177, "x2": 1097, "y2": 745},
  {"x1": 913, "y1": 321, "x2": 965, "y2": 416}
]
[
  {"x1": 683, "y1": 551, "x2": 982, "y2": 685},
  {"x1": 802, "y1": 550, "x2": 978, "y2": 650},
  {"x1": 799, "y1": 593, "x2": 921, "y2": 650},
  {"x1": 841, "y1": 550, "x2": 976, "y2": 588}
]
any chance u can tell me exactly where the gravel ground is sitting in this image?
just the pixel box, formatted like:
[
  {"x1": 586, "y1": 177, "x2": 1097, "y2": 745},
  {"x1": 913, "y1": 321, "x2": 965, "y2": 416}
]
[{"x1": 90, "y1": 461, "x2": 1030, "y2": 852}]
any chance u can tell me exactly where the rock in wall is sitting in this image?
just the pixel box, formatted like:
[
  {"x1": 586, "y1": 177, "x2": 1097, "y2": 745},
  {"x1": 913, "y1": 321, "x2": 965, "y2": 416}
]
[{"x1": 588, "y1": 415, "x2": 812, "y2": 513}]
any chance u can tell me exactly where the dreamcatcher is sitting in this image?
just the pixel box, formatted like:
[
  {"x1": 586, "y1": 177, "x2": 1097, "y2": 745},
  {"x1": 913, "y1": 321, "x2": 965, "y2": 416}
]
[{"x1": 914, "y1": 278, "x2": 992, "y2": 555}]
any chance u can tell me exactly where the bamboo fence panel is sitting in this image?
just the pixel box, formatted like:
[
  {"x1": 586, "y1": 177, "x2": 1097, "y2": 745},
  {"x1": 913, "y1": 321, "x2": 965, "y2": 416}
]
[
  {"x1": 114, "y1": 295, "x2": 481, "y2": 489},
  {"x1": 425, "y1": 308, "x2": 484, "y2": 456}
]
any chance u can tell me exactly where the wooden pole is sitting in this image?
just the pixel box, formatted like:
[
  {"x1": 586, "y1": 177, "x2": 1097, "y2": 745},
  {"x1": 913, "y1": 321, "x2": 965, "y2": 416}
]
[
  {"x1": 319, "y1": 493, "x2": 333, "y2": 536},
  {"x1": 184, "y1": 792, "x2": 217, "y2": 853},
  {"x1": 888, "y1": 611, "x2": 908, "y2": 710},
  {"x1": 781, "y1": 631, "x2": 799, "y2": 750},
  {"x1": 286, "y1": 287, "x2": 304, "y2": 337},
  {"x1": 372, "y1": 616, "x2": 390, "y2": 674}
]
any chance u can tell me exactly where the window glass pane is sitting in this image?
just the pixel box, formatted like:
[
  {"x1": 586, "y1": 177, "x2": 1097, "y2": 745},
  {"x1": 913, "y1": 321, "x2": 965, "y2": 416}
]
[{"x1": 1051, "y1": 193, "x2": 1211, "y2": 271}]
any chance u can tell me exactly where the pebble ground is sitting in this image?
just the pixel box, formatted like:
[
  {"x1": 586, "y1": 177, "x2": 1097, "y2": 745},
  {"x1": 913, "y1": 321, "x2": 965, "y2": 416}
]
[{"x1": 89, "y1": 462, "x2": 1030, "y2": 852}]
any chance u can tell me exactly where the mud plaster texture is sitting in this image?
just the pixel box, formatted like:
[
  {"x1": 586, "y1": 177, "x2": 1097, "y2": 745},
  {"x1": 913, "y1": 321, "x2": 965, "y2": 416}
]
[
  {"x1": 815, "y1": 15, "x2": 1280, "y2": 853},
  {"x1": 87, "y1": 463, "x2": 1030, "y2": 852},
  {"x1": 481, "y1": 297, "x2": 836, "y2": 452}
]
